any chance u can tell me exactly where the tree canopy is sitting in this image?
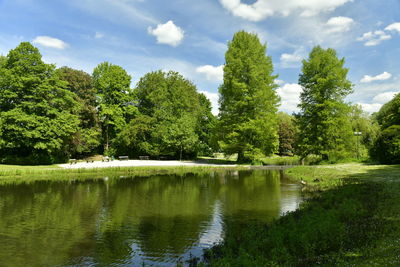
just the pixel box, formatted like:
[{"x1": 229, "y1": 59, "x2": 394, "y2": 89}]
[
  {"x1": 92, "y1": 62, "x2": 137, "y2": 154},
  {"x1": 0, "y1": 42, "x2": 80, "y2": 164},
  {"x1": 296, "y1": 46, "x2": 353, "y2": 160},
  {"x1": 217, "y1": 31, "x2": 280, "y2": 162},
  {"x1": 115, "y1": 70, "x2": 214, "y2": 159}
]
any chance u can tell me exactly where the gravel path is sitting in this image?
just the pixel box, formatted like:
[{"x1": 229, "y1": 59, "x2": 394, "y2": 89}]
[{"x1": 59, "y1": 160, "x2": 236, "y2": 169}]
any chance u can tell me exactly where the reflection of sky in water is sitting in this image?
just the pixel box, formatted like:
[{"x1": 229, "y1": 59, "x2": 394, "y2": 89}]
[
  {"x1": 124, "y1": 201, "x2": 224, "y2": 266},
  {"x1": 198, "y1": 201, "x2": 224, "y2": 248},
  {"x1": 280, "y1": 183, "x2": 302, "y2": 216}
]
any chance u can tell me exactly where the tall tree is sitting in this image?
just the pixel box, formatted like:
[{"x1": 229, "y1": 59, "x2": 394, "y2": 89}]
[
  {"x1": 92, "y1": 62, "x2": 136, "y2": 154},
  {"x1": 57, "y1": 67, "x2": 101, "y2": 156},
  {"x1": 0, "y1": 42, "x2": 80, "y2": 164},
  {"x1": 277, "y1": 112, "x2": 297, "y2": 156},
  {"x1": 218, "y1": 31, "x2": 279, "y2": 162},
  {"x1": 115, "y1": 71, "x2": 204, "y2": 159},
  {"x1": 296, "y1": 46, "x2": 353, "y2": 160}
]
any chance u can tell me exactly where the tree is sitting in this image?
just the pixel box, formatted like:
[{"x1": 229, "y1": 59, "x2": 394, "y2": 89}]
[
  {"x1": 277, "y1": 112, "x2": 297, "y2": 156},
  {"x1": 370, "y1": 93, "x2": 400, "y2": 163},
  {"x1": 92, "y1": 62, "x2": 137, "y2": 154},
  {"x1": 349, "y1": 105, "x2": 379, "y2": 158},
  {"x1": 115, "y1": 71, "x2": 203, "y2": 159},
  {"x1": 57, "y1": 67, "x2": 101, "y2": 156},
  {"x1": 375, "y1": 93, "x2": 400, "y2": 130},
  {"x1": 217, "y1": 31, "x2": 280, "y2": 162},
  {"x1": 196, "y1": 93, "x2": 217, "y2": 156},
  {"x1": 296, "y1": 46, "x2": 353, "y2": 161},
  {"x1": 0, "y1": 42, "x2": 80, "y2": 164}
]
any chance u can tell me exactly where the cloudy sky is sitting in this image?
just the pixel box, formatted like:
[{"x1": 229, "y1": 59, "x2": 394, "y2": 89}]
[{"x1": 1, "y1": 0, "x2": 399, "y2": 115}]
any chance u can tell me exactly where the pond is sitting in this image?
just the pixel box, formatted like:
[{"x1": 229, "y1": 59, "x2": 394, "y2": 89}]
[{"x1": 0, "y1": 169, "x2": 301, "y2": 266}]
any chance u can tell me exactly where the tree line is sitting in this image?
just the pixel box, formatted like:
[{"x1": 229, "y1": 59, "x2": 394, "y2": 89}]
[{"x1": 0, "y1": 31, "x2": 397, "y2": 164}]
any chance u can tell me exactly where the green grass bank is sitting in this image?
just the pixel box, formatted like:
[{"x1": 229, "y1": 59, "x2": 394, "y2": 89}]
[
  {"x1": 0, "y1": 163, "x2": 247, "y2": 184},
  {"x1": 203, "y1": 164, "x2": 400, "y2": 266}
]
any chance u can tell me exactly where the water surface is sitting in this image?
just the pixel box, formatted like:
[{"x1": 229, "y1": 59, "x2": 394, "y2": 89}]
[{"x1": 0, "y1": 169, "x2": 301, "y2": 266}]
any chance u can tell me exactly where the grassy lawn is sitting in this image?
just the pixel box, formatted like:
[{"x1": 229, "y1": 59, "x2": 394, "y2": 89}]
[{"x1": 204, "y1": 163, "x2": 400, "y2": 266}]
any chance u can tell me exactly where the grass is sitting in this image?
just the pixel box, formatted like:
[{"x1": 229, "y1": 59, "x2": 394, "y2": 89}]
[
  {"x1": 203, "y1": 163, "x2": 400, "y2": 266},
  {"x1": 0, "y1": 163, "x2": 247, "y2": 184}
]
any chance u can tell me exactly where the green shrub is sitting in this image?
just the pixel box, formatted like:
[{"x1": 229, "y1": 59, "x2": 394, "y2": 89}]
[{"x1": 370, "y1": 125, "x2": 400, "y2": 164}]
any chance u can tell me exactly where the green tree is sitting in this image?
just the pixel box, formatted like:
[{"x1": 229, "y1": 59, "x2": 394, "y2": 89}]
[
  {"x1": 196, "y1": 93, "x2": 217, "y2": 156},
  {"x1": 375, "y1": 93, "x2": 400, "y2": 129},
  {"x1": 0, "y1": 42, "x2": 80, "y2": 164},
  {"x1": 277, "y1": 112, "x2": 297, "y2": 156},
  {"x1": 116, "y1": 71, "x2": 203, "y2": 159},
  {"x1": 349, "y1": 105, "x2": 379, "y2": 158},
  {"x1": 370, "y1": 93, "x2": 400, "y2": 163},
  {"x1": 296, "y1": 46, "x2": 353, "y2": 161},
  {"x1": 217, "y1": 31, "x2": 280, "y2": 162},
  {"x1": 92, "y1": 62, "x2": 137, "y2": 154},
  {"x1": 57, "y1": 67, "x2": 101, "y2": 156}
]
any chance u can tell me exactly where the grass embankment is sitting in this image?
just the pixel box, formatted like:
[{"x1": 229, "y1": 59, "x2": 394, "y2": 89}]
[
  {"x1": 0, "y1": 164, "x2": 246, "y2": 184},
  {"x1": 204, "y1": 164, "x2": 400, "y2": 266}
]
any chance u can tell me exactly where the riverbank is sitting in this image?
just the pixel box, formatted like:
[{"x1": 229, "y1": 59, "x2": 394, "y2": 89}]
[
  {"x1": 204, "y1": 163, "x2": 400, "y2": 266},
  {"x1": 0, "y1": 161, "x2": 245, "y2": 184}
]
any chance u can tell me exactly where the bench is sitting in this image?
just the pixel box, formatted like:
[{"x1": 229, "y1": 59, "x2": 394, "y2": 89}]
[
  {"x1": 69, "y1": 159, "x2": 78, "y2": 164},
  {"x1": 102, "y1": 156, "x2": 110, "y2": 162},
  {"x1": 118, "y1": 156, "x2": 129, "y2": 160},
  {"x1": 139, "y1": 156, "x2": 149, "y2": 160},
  {"x1": 86, "y1": 159, "x2": 94, "y2": 163}
]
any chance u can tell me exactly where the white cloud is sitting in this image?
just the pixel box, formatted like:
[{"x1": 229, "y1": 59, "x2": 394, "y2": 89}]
[
  {"x1": 196, "y1": 65, "x2": 224, "y2": 83},
  {"x1": 357, "y1": 103, "x2": 382, "y2": 113},
  {"x1": 276, "y1": 83, "x2": 302, "y2": 113},
  {"x1": 199, "y1": 90, "x2": 219, "y2": 115},
  {"x1": 357, "y1": 30, "x2": 391, "y2": 46},
  {"x1": 275, "y1": 79, "x2": 285, "y2": 85},
  {"x1": 385, "y1": 22, "x2": 400, "y2": 33},
  {"x1": 280, "y1": 48, "x2": 304, "y2": 68},
  {"x1": 360, "y1": 72, "x2": 392, "y2": 83},
  {"x1": 95, "y1": 32, "x2": 104, "y2": 39},
  {"x1": 148, "y1": 20, "x2": 184, "y2": 47},
  {"x1": 372, "y1": 91, "x2": 399, "y2": 104},
  {"x1": 219, "y1": 0, "x2": 352, "y2": 21},
  {"x1": 32, "y1": 36, "x2": 68, "y2": 49},
  {"x1": 325, "y1": 16, "x2": 354, "y2": 33}
]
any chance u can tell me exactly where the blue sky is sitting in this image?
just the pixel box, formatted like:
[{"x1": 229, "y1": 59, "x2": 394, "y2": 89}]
[{"x1": 1, "y1": 0, "x2": 399, "y2": 115}]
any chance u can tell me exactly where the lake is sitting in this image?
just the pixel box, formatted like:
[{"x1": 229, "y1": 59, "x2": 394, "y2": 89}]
[{"x1": 0, "y1": 168, "x2": 301, "y2": 266}]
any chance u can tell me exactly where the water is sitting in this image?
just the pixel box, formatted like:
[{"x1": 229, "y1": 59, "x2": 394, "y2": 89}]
[{"x1": 0, "y1": 169, "x2": 301, "y2": 266}]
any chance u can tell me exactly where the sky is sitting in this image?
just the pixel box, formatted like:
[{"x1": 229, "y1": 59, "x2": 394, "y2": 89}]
[{"x1": 1, "y1": 0, "x2": 400, "y2": 115}]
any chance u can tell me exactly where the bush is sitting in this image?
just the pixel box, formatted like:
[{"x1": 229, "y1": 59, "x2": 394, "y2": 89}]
[{"x1": 370, "y1": 125, "x2": 400, "y2": 164}]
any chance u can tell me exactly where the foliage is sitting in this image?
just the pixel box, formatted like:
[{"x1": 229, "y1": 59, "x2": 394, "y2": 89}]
[
  {"x1": 217, "y1": 31, "x2": 280, "y2": 162},
  {"x1": 197, "y1": 93, "x2": 217, "y2": 156},
  {"x1": 296, "y1": 46, "x2": 354, "y2": 161},
  {"x1": 115, "y1": 70, "x2": 212, "y2": 159},
  {"x1": 57, "y1": 66, "x2": 101, "y2": 156},
  {"x1": 277, "y1": 112, "x2": 297, "y2": 156},
  {"x1": 370, "y1": 93, "x2": 400, "y2": 164},
  {"x1": 92, "y1": 62, "x2": 137, "y2": 153},
  {"x1": 375, "y1": 93, "x2": 400, "y2": 129},
  {"x1": 370, "y1": 125, "x2": 400, "y2": 164},
  {"x1": 205, "y1": 164, "x2": 400, "y2": 266},
  {"x1": 349, "y1": 104, "x2": 380, "y2": 158},
  {"x1": 0, "y1": 42, "x2": 80, "y2": 164}
]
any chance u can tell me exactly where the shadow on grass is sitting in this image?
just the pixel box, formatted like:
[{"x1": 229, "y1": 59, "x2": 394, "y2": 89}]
[{"x1": 203, "y1": 164, "x2": 400, "y2": 266}]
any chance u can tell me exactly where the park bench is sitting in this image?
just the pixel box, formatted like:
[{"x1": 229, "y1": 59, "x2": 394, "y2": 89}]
[
  {"x1": 102, "y1": 156, "x2": 110, "y2": 162},
  {"x1": 139, "y1": 156, "x2": 149, "y2": 160},
  {"x1": 69, "y1": 159, "x2": 77, "y2": 164},
  {"x1": 118, "y1": 156, "x2": 129, "y2": 160}
]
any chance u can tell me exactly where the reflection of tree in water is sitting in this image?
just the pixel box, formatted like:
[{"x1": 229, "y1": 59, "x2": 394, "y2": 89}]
[{"x1": 0, "y1": 170, "x2": 290, "y2": 266}]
